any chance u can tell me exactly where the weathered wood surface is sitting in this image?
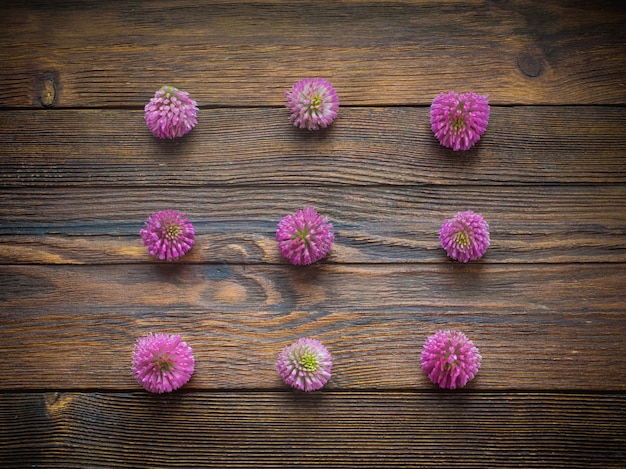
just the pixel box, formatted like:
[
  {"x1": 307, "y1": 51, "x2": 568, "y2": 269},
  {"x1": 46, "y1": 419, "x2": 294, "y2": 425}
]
[
  {"x1": 0, "y1": 108, "x2": 625, "y2": 187},
  {"x1": 1, "y1": 0, "x2": 625, "y2": 467},
  {"x1": 1, "y1": 1, "x2": 625, "y2": 107},
  {"x1": 1, "y1": 184, "x2": 625, "y2": 264},
  {"x1": 1, "y1": 392, "x2": 624, "y2": 468},
  {"x1": 3, "y1": 264, "x2": 624, "y2": 315},
  {"x1": 1, "y1": 264, "x2": 625, "y2": 391}
]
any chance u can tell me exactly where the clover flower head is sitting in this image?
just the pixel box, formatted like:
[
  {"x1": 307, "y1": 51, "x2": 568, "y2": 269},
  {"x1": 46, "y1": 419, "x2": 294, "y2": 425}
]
[
  {"x1": 132, "y1": 333, "x2": 195, "y2": 393},
  {"x1": 430, "y1": 91, "x2": 490, "y2": 151},
  {"x1": 439, "y1": 210, "x2": 490, "y2": 262},
  {"x1": 140, "y1": 210, "x2": 195, "y2": 261},
  {"x1": 145, "y1": 85, "x2": 198, "y2": 139},
  {"x1": 276, "y1": 337, "x2": 332, "y2": 392},
  {"x1": 276, "y1": 206, "x2": 334, "y2": 265},
  {"x1": 421, "y1": 330, "x2": 481, "y2": 389},
  {"x1": 286, "y1": 78, "x2": 339, "y2": 130}
]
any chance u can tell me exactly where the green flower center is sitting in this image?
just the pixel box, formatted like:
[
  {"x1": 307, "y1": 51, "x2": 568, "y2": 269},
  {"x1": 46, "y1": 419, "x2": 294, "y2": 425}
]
[
  {"x1": 160, "y1": 85, "x2": 177, "y2": 96},
  {"x1": 455, "y1": 229, "x2": 470, "y2": 247},
  {"x1": 294, "y1": 227, "x2": 310, "y2": 243},
  {"x1": 165, "y1": 222, "x2": 181, "y2": 241},
  {"x1": 307, "y1": 93, "x2": 322, "y2": 115},
  {"x1": 444, "y1": 359, "x2": 456, "y2": 371},
  {"x1": 452, "y1": 116, "x2": 465, "y2": 131},
  {"x1": 296, "y1": 348, "x2": 319, "y2": 372},
  {"x1": 451, "y1": 102, "x2": 467, "y2": 131},
  {"x1": 443, "y1": 346, "x2": 459, "y2": 371},
  {"x1": 311, "y1": 94, "x2": 322, "y2": 107},
  {"x1": 155, "y1": 354, "x2": 174, "y2": 373}
]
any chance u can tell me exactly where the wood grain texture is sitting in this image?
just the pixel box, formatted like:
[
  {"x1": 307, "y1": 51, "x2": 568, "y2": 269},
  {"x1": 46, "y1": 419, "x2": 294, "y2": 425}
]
[
  {"x1": 1, "y1": 0, "x2": 625, "y2": 107},
  {"x1": 1, "y1": 1, "x2": 625, "y2": 466},
  {"x1": 0, "y1": 107, "x2": 625, "y2": 187},
  {"x1": 1, "y1": 184, "x2": 625, "y2": 264},
  {"x1": 3, "y1": 264, "x2": 624, "y2": 315},
  {"x1": 1, "y1": 392, "x2": 624, "y2": 468},
  {"x1": 1, "y1": 264, "x2": 624, "y2": 390}
]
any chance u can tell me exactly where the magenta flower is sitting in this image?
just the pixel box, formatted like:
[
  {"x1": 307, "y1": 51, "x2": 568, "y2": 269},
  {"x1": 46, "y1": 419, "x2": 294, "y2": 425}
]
[
  {"x1": 276, "y1": 206, "x2": 334, "y2": 265},
  {"x1": 285, "y1": 78, "x2": 339, "y2": 130},
  {"x1": 439, "y1": 210, "x2": 490, "y2": 262},
  {"x1": 421, "y1": 330, "x2": 481, "y2": 389},
  {"x1": 430, "y1": 91, "x2": 490, "y2": 151},
  {"x1": 140, "y1": 210, "x2": 195, "y2": 261},
  {"x1": 132, "y1": 333, "x2": 195, "y2": 393},
  {"x1": 144, "y1": 85, "x2": 198, "y2": 139},
  {"x1": 276, "y1": 337, "x2": 332, "y2": 392}
]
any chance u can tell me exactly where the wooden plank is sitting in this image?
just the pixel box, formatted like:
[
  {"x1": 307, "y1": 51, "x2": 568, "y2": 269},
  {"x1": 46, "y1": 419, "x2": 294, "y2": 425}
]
[
  {"x1": 0, "y1": 107, "x2": 625, "y2": 187},
  {"x1": 3, "y1": 264, "x2": 623, "y2": 315},
  {"x1": 1, "y1": 392, "x2": 624, "y2": 468},
  {"x1": 1, "y1": 1, "x2": 625, "y2": 107},
  {"x1": 1, "y1": 184, "x2": 625, "y2": 264},
  {"x1": 1, "y1": 264, "x2": 624, "y2": 390}
]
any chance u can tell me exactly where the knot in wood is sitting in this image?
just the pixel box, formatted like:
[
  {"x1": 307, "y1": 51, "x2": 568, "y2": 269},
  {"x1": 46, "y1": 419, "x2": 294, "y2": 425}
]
[
  {"x1": 516, "y1": 52, "x2": 544, "y2": 78},
  {"x1": 39, "y1": 77, "x2": 57, "y2": 107}
]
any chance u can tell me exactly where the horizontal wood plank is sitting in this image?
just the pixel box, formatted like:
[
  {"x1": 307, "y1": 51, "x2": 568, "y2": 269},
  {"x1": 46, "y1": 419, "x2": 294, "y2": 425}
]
[
  {"x1": 1, "y1": 107, "x2": 625, "y2": 187},
  {"x1": 1, "y1": 1, "x2": 625, "y2": 107},
  {"x1": 1, "y1": 392, "x2": 624, "y2": 468},
  {"x1": 3, "y1": 264, "x2": 623, "y2": 315},
  {"x1": 1, "y1": 264, "x2": 624, "y2": 390},
  {"x1": 1, "y1": 184, "x2": 625, "y2": 264}
]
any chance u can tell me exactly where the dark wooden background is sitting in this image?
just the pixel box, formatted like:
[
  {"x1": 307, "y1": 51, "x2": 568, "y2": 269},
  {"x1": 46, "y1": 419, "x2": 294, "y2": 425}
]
[{"x1": 1, "y1": 1, "x2": 625, "y2": 467}]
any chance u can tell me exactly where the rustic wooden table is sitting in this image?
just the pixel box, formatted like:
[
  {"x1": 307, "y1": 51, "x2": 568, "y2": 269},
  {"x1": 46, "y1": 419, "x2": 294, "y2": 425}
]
[{"x1": 1, "y1": 1, "x2": 625, "y2": 467}]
